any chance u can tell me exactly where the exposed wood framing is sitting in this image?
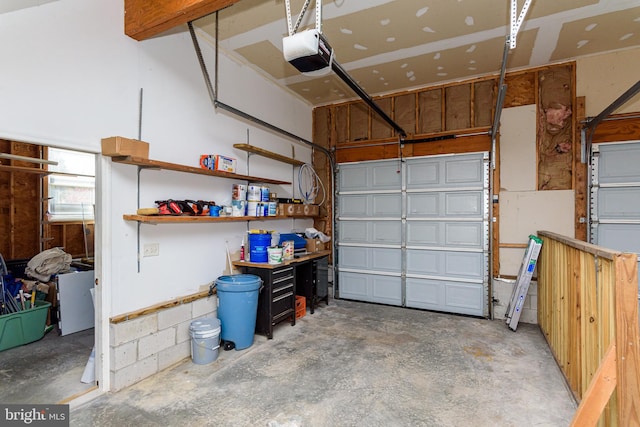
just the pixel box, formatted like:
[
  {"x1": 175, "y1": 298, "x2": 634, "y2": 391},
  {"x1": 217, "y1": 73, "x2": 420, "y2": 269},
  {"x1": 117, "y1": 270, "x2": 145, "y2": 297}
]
[
  {"x1": 1, "y1": 140, "x2": 95, "y2": 261},
  {"x1": 492, "y1": 133, "x2": 501, "y2": 277},
  {"x1": 111, "y1": 289, "x2": 213, "y2": 323},
  {"x1": 0, "y1": 140, "x2": 43, "y2": 259},
  {"x1": 591, "y1": 113, "x2": 640, "y2": 143},
  {"x1": 574, "y1": 97, "x2": 587, "y2": 241},
  {"x1": 537, "y1": 64, "x2": 575, "y2": 191},
  {"x1": 124, "y1": 0, "x2": 239, "y2": 41}
]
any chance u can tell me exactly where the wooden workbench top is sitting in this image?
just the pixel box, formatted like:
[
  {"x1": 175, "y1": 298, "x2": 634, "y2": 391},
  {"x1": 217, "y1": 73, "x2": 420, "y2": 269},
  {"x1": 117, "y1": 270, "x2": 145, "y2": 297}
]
[{"x1": 232, "y1": 250, "x2": 330, "y2": 269}]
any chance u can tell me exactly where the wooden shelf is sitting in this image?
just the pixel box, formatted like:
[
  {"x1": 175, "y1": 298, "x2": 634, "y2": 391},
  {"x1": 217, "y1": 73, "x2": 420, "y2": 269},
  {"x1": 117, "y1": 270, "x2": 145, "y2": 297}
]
[
  {"x1": 109, "y1": 155, "x2": 290, "y2": 185},
  {"x1": 123, "y1": 214, "x2": 316, "y2": 224},
  {"x1": 0, "y1": 164, "x2": 51, "y2": 175},
  {"x1": 233, "y1": 144, "x2": 305, "y2": 167}
]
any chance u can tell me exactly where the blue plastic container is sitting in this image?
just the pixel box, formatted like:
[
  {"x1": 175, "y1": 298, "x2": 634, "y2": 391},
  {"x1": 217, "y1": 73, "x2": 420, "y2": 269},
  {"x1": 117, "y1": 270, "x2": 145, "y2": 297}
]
[
  {"x1": 248, "y1": 233, "x2": 271, "y2": 262},
  {"x1": 215, "y1": 274, "x2": 262, "y2": 350}
]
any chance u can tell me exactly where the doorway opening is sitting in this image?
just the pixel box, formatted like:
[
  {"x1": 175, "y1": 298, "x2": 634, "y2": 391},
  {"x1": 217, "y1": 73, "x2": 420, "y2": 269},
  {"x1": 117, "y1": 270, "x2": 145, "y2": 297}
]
[{"x1": 0, "y1": 139, "x2": 97, "y2": 403}]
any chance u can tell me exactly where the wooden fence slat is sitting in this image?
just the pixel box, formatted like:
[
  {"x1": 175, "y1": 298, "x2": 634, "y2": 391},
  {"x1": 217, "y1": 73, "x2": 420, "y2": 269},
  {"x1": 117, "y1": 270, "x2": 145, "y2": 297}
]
[{"x1": 614, "y1": 254, "x2": 640, "y2": 426}]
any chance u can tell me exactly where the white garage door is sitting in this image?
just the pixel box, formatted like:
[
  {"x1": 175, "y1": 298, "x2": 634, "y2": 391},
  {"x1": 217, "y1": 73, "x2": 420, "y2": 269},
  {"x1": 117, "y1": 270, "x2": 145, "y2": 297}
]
[
  {"x1": 591, "y1": 141, "x2": 640, "y2": 295},
  {"x1": 336, "y1": 152, "x2": 490, "y2": 317}
]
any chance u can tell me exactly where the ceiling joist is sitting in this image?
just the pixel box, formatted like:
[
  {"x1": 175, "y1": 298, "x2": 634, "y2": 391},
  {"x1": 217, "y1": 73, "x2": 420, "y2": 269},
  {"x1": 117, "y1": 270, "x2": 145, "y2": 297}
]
[{"x1": 124, "y1": 0, "x2": 239, "y2": 41}]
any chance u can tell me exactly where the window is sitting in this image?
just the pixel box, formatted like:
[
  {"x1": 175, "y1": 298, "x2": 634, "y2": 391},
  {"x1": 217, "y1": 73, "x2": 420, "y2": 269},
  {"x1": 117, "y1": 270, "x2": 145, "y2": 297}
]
[{"x1": 47, "y1": 148, "x2": 95, "y2": 222}]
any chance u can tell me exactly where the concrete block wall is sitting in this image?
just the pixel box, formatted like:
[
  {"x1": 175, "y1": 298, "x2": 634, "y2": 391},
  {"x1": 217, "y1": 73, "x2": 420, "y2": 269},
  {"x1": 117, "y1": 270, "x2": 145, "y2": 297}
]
[
  {"x1": 492, "y1": 278, "x2": 537, "y2": 324},
  {"x1": 109, "y1": 294, "x2": 218, "y2": 391}
]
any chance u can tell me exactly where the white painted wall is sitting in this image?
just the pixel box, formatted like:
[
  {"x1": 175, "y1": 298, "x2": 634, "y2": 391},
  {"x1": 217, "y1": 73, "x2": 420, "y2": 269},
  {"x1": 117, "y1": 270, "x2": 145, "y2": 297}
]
[
  {"x1": 0, "y1": 0, "x2": 314, "y2": 316},
  {"x1": 577, "y1": 47, "x2": 640, "y2": 117}
]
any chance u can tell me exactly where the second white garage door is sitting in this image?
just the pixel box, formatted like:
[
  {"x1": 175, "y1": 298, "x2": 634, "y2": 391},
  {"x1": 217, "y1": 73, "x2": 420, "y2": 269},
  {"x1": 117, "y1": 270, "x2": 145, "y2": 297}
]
[
  {"x1": 336, "y1": 152, "x2": 490, "y2": 317},
  {"x1": 591, "y1": 141, "x2": 640, "y2": 295}
]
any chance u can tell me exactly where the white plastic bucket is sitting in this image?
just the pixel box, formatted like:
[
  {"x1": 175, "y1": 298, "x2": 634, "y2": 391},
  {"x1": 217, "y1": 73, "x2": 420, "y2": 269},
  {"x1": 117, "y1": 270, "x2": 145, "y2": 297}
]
[
  {"x1": 189, "y1": 317, "x2": 221, "y2": 364},
  {"x1": 267, "y1": 247, "x2": 283, "y2": 264}
]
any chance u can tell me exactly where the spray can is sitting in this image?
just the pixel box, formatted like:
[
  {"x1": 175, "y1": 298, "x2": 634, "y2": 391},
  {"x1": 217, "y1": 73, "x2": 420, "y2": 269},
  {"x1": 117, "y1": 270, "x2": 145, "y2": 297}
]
[{"x1": 240, "y1": 238, "x2": 245, "y2": 261}]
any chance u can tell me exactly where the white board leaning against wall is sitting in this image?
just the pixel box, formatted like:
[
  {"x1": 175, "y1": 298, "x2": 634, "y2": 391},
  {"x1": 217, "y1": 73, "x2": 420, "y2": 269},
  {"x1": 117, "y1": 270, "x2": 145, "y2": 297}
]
[{"x1": 499, "y1": 105, "x2": 575, "y2": 276}]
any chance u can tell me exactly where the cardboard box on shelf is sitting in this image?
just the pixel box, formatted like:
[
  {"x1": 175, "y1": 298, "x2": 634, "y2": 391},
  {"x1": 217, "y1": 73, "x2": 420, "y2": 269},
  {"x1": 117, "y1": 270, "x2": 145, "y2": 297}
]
[
  {"x1": 277, "y1": 203, "x2": 320, "y2": 217},
  {"x1": 199, "y1": 154, "x2": 237, "y2": 172},
  {"x1": 214, "y1": 155, "x2": 237, "y2": 173},
  {"x1": 305, "y1": 238, "x2": 326, "y2": 253},
  {"x1": 303, "y1": 204, "x2": 319, "y2": 216},
  {"x1": 101, "y1": 136, "x2": 149, "y2": 158}
]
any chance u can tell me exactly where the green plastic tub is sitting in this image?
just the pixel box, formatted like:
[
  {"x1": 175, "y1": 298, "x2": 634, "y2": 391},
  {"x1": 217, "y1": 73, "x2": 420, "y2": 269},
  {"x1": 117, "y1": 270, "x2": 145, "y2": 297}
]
[{"x1": 0, "y1": 300, "x2": 51, "y2": 352}]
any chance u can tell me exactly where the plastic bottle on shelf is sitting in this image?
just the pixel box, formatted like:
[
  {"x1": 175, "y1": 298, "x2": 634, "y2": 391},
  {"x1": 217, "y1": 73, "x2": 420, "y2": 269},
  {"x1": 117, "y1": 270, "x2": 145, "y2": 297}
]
[{"x1": 240, "y1": 238, "x2": 245, "y2": 261}]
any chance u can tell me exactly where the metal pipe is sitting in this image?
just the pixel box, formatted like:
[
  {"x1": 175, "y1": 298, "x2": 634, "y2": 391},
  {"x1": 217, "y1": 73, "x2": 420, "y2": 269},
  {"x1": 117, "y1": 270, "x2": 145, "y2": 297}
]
[
  {"x1": 188, "y1": 19, "x2": 338, "y2": 287},
  {"x1": 188, "y1": 21, "x2": 218, "y2": 106},
  {"x1": 580, "y1": 113, "x2": 640, "y2": 124},
  {"x1": 491, "y1": 38, "x2": 510, "y2": 140},
  {"x1": 0, "y1": 153, "x2": 57, "y2": 165},
  {"x1": 215, "y1": 12, "x2": 219, "y2": 100},
  {"x1": 335, "y1": 130, "x2": 489, "y2": 150},
  {"x1": 583, "y1": 80, "x2": 640, "y2": 244},
  {"x1": 214, "y1": 100, "x2": 316, "y2": 148},
  {"x1": 403, "y1": 134, "x2": 455, "y2": 144},
  {"x1": 585, "y1": 80, "x2": 640, "y2": 132},
  {"x1": 331, "y1": 60, "x2": 407, "y2": 138},
  {"x1": 187, "y1": 21, "x2": 333, "y2": 161}
]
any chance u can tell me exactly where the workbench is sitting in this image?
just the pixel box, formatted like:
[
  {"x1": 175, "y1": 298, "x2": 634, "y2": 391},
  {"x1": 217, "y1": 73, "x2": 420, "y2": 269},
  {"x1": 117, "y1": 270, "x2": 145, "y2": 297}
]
[{"x1": 233, "y1": 250, "x2": 330, "y2": 339}]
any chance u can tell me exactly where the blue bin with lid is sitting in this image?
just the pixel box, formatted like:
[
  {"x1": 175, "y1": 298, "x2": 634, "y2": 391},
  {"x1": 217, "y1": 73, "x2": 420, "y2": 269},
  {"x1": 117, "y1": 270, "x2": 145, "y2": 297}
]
[
  {"x1": 248, "y1": 233, "x2": 271, "y2": 262},
  {"x1": 215, "y1": 274, "x2": 262, "y2": 350}
]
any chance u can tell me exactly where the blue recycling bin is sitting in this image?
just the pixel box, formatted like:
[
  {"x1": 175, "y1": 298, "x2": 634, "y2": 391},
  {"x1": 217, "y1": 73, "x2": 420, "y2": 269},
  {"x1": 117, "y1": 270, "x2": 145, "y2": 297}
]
[{"x1": 215, "y1": 274, "x2": 262, "y2": 350}]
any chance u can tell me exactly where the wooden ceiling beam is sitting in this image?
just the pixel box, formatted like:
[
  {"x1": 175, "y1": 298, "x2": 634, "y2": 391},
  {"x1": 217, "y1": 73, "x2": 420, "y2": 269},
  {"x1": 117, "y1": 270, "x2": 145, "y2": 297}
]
[{"x1": 124, "y1": 0, "x2": 239, "y2": 41}]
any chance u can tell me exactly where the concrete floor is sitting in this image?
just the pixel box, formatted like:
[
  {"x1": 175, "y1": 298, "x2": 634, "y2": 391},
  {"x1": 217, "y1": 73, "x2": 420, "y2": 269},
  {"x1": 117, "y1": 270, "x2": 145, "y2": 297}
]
[
  {"x1": 69, "y1": 298, "x2": 576, "y2": 427},
  {"x1": 0, "y1": 327, "x2": 95, "y2": 404}
]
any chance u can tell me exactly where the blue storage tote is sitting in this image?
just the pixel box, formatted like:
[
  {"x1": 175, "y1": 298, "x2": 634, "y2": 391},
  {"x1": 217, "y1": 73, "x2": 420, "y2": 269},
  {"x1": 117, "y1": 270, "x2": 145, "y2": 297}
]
[{"x1": 278, "y1": 233, "x2": 306, "y2": 250}]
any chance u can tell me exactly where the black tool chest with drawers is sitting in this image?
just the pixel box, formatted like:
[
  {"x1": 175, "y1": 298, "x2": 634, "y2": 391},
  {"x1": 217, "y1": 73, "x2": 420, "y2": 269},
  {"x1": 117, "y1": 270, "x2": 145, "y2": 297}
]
[
  {"x1": 233, "y1": 251, "x2": 330, "y2": 339},
  {"x1": 242, "y1": 264, "x2": 296, "y2": 339}
]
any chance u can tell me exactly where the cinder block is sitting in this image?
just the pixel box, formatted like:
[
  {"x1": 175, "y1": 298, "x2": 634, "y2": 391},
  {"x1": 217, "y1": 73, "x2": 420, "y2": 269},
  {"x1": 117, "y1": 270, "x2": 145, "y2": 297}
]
[
  {"x1": 158, "y1": 304, "x2": 192, "y2": 330},
  {"x1": 492, "y1": 299, "x2": 508, "y2": 320},
  {"x1": 110, "y1": 341, "x2": 137, "y2": 371},
  {"x1": 491, "y1": 278, "x2": 515, "y2": 320},
  {"x1": 158, "y1": 341, "x2": 191, "y2": 371},
  {"x1": 138, "y1": 328, "x2": 176, "y2": 360},
  {"x1": 110, "y1": 354, "x2": 158, "y2": 391},
  {"x1": 110, "y1": 314, "x2": 158, "y2": 346},
  {"x1": 528, "y1": 281, "x2": 538, "y2": 296},
  {"x1": 192, "y1": 296, "x2": 217, "y2": 318},
  {"x1": 530, "y1": 294, "x2": 538, "y2": 310},
  {"x1": 176, "y1": 319, "x2": 194, "y2": 344},
  {"x1": 519, "y1": 308, "x2": 538, "y2": 325}
]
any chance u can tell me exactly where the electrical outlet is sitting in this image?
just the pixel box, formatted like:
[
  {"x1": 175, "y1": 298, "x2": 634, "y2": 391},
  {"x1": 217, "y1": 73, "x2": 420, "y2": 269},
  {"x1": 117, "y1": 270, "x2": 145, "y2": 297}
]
[{"x1": 143, "y1": 243, "x2": 159, "y2": 257}]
